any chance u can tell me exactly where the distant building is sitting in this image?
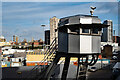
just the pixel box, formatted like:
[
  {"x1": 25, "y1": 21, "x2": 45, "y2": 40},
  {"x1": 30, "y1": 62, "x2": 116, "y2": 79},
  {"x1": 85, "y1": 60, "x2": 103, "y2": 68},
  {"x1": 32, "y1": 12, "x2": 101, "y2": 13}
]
[
  {"x1": 23, "y1": 38, "x2": 27, "y2": 43},
  {"x1": 0, "y1": 42, "x2": 11, "y2": 46},
  {"x1": 26, "y1": 52, "x2": 46, "y2": 66},
  {"x1": 16, "y1": 36, "x2": 18, "y2": 43},
  {"x1": 13, "y1": 35, "x2": 15, "y2": 42},
  {"x1": 0, "y1": 35, "x2": 6, "y2": 42},
  {"x1": 38, "y1": 38, "x2": 43, "y2": 42},
  {"x1": 102, "y1": 20, "x2": 113, "y2": 42},
  {"x1": 113, "y1": 36, "x2": 120, "y2": 46},
  {"x1": 21, "y1": 42, "x2": 27, "y2": 46},
  {"x1": 45, "y1": 30, "x2": 50, "y2": 45},
  {"x1": 9, "y1": 40, "x2": 12, "y2": 43},
  {"x1": 33, "y1": 42, "x2": 39, "y2": 47},
  {"x1": 50, "y1": 16, "x2": 59, "y2": 44},
  {"x1": 31, "y1": 37, "x2": 34, "y2": 42}
]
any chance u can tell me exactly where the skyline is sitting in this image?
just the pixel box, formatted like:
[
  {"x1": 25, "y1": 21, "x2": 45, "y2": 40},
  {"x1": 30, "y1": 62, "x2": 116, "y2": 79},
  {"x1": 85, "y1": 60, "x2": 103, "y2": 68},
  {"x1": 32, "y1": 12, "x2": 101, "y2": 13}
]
[{"x1": 1, "y1": 2, "x2": 119, "y2": 41}]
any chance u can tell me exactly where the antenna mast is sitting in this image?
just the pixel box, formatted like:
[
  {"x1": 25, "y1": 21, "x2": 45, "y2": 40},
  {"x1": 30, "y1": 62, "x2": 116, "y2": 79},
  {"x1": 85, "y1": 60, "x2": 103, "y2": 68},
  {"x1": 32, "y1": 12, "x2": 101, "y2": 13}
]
[{"x1": 90, "y1": 6, "x2": 96, "y2": 16}]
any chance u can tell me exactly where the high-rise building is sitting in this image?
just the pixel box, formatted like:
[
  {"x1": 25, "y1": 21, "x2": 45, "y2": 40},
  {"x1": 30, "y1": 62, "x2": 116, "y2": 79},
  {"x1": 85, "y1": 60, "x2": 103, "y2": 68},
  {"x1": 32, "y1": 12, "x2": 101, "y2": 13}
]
[
  {"x1": 102, "y1": 20, "x2": 113, "y2": 42},
  {"x1": 50, "y1": 16, "x2": 59, "y2": 44},
  {"x1": 45, "y1": 30, "x2": 50, "y2": 45},
  {"x1": 16, "y1": 36, "x2": 18, "y2": 43},
  {"x1": 13, "y1": 35, "x2": 15, "y2": 42}
]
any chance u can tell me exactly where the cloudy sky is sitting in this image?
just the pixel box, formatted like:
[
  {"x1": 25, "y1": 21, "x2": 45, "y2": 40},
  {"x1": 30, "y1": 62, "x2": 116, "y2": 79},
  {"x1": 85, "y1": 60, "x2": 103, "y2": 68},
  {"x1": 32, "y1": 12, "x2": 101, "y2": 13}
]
[{"x1": 1, "y1": 2, "x2": 119, "y2": 42}]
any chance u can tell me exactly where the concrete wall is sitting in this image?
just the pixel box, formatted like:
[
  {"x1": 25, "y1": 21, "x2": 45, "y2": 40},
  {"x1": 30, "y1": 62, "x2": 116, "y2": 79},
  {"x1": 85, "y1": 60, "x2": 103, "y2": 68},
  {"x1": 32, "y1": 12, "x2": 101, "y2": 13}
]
[
  {"x1": 51, "y1": 64, "x2": 77, "y2": 79},
  {"x1": 1, "y1": 66, "x2": 39, "y2": 80}
]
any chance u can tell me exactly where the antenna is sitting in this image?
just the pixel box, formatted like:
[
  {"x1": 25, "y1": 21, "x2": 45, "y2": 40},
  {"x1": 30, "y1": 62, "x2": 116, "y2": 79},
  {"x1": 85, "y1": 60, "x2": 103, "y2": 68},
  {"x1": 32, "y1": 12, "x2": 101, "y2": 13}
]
[{"x1": 90, "y1": 6, "x2": 96, "y2": 16}]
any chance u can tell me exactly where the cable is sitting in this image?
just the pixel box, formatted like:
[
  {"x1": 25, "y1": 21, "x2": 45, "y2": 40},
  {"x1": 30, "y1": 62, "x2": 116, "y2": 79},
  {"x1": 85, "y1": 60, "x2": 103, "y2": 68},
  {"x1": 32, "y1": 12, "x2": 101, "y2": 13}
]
[
  {"x1": 88, "y1": 54, "x2": 99, "y2": 66},
  {"x1": 79, "y1": 54, "x2": 99, "y2": 66}
]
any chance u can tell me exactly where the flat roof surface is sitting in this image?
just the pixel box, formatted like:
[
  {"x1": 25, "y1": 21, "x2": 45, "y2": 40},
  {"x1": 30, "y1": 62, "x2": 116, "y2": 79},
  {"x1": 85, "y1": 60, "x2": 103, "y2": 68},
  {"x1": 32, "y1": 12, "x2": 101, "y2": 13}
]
[
  {"x1": 58, "y1": 14, "x2": 105, "y2": 27},
  {"x1": 60, "y1": 14, "x2": 98, "y2": 19}
]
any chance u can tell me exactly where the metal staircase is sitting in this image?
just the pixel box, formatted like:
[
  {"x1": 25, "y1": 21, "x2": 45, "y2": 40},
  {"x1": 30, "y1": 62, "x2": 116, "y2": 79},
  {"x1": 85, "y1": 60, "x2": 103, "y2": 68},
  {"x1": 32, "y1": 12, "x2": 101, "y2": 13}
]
[{"x1": 25, "y1": 38, "x2": 58, "y2": 80}]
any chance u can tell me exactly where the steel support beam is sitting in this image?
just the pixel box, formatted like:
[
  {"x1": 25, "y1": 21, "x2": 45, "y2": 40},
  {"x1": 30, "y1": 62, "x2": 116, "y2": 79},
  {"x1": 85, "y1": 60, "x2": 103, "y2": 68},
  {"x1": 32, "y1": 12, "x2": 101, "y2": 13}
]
[{"x1": 61, "y1": 56, "x2": 70, "y2": 80}]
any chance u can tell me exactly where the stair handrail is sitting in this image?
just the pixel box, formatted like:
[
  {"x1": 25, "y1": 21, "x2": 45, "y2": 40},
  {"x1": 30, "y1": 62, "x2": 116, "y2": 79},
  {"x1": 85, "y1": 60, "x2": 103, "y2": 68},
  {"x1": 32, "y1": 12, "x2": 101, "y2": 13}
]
[{"x1": 25, "y1": 38, "x2": 58, "y2": 79}]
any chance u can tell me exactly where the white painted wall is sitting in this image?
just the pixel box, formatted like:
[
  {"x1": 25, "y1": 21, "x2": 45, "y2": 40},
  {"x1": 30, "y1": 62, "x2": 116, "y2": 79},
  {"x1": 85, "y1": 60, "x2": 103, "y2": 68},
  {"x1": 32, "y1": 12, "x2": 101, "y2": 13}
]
[
  {"x1": 2, "y1": 49, "x2": 26, "y2": 55},
  {"x1": 80, "y1": 17, "x2": 92, "y2": 24},
  {"x1": 80, "y1": 35, "x2": 92, "y2": 53},
  {"x1": 16, "y1": 50, "x2": 25, "y2": 53},
  {"x1": 11, "y1": 62, "x2": 22, "y2": 67},
  {"x1": 80, "y1": 35, "x2": 101, "y2": 54}
]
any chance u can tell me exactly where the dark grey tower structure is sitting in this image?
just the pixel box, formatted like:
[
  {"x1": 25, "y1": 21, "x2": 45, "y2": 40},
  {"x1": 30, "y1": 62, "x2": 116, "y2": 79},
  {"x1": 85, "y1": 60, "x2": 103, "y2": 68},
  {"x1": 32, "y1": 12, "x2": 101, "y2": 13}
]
[
  {"x1": 25, "y1": 14, "x2": 109, "y2": 80},
  {"x1": 37, "y1": 14, "x2": 108, "y2": 80}
]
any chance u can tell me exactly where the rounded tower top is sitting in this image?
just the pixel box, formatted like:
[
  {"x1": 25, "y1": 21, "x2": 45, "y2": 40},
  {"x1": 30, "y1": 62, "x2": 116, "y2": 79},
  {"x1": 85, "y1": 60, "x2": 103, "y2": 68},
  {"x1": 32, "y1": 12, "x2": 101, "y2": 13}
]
[{"x1": 58, "y1": 14, "x2": 102, "y2": 28}]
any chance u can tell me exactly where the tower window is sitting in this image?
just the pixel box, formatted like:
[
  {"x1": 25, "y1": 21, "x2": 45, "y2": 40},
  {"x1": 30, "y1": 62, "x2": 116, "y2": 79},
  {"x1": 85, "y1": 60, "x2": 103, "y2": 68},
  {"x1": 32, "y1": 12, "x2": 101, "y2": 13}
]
[
  {"x1": 93, "y1": 28, "x2": 99, "y2": 34},
  {"x1": 82, "y1": 29, "x2": 89, "y2": 33}
]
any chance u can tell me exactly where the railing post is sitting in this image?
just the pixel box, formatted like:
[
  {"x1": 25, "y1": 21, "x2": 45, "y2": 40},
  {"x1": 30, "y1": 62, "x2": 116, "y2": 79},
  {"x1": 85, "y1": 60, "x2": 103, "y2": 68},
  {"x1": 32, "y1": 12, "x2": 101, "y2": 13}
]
[{"x1": 76, "y1": 57, "x2": 80, "y2": 80}]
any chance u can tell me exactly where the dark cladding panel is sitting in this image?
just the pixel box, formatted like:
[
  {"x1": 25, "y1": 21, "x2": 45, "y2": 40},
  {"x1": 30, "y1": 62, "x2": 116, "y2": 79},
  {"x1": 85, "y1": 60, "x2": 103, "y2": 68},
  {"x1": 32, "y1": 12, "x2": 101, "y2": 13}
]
[
  {"x1": 58, "y1": 32, "x2": 68, "y2": 53},
  {"x1": 68, "y1": 34, "x2": 80, "y2": 53}
]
